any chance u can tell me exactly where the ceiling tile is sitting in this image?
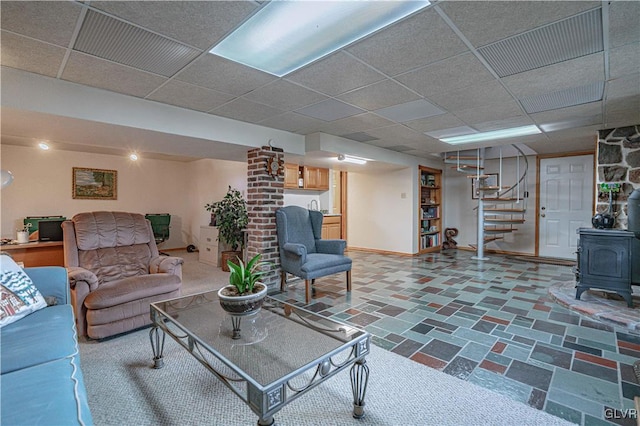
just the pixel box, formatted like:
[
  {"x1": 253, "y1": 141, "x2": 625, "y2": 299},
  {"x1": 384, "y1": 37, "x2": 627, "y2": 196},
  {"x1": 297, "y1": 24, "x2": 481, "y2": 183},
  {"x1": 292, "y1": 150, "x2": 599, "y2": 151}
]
[
  {"x1": 438, "y1": 1, "x2": 599, "y2": 47},
  {"x1": 455, "y1": 101, "x2": 524, "y2": 126},
  {"x1": 367, "y1": 125, "x2": 428, "y2": 143},
  {"x1": 375, "y1": 99, "x2": 445, "y2": 122},
  {"x1": 257, "y1": 112, "x2": 327, "y2": 134},
  {"x1": 425, "y1": 126, "x2": 477, "y2": 139},
  {"x1": 538, "y1": 114, "x2": 602, "y2": 133},
  {"x1": 243, "y1": 80, "x2": 327, "y2": 111},
  {"x1": 209, "y1": 98, "x2": 284, "y2": 123},
  {"x1": 347, "y1": 8, "x2": 468, "y2": 76},
  {"x1": 61, "y1": 52, "x2": 167, "y2": 98},
  {"x1": 474, "y1": 116, "x2": 536, "y2": 132},
  {"x1": 295, "y1": 99, "x2": 365, "y2": 122},
  {"x1": 608, "y1": 1, "x2": 640, "y2": 48},
  {"x1": 0, "y1": 31, "x2": 66, "y2": 78},
  {"x1": 404, "y1": 113, "x2": 466, "y2": 133},
  {"x1": 530, "y1": 101, "x2": 603, "y2": 125},
  {"x1": 0, "y1": 1, "x2": 83, "y2": 47},
  {"x1": 146, "y1": 80, "x2": 234, "y2": 112},
  {"x1": 529, "y1": 125, "x2": 601, "y2": 155},
  {"x1": 337, "y1": 79, "x2": 420, "y2": 111},
  {"x1": 329, "y1": 113, "x2": 395, "y2": 134},
  {"x1": 340, "y1": 132, "x2": 379, "y2": 143},
  {"x1": 428, "y1": 80, "x2": 514, "y2": 112},
  {"x1": 395, "y1": 53, "x2": 495, "y2": 98},
  {"x1": 605, "y1": 95, "x2": 640, "y2": 126},
  {"x1": 175, "y1": 54, "x2": 276, "y2": 96},
  {"x1": 609, "y1": 42, "x2": 640, "y2": 80},
  {"x1": 91, "y1": 1, "x2": 258, "y2": 50},
  {"x1": 607, "y1": 72, "x2": 640, "y2": 99},
  {"x1": 502, "y1": 53, "x2": 605, "y2": 98},
  {"x1": 286, "y1": 52, "x2": 385, "y2": 96}
]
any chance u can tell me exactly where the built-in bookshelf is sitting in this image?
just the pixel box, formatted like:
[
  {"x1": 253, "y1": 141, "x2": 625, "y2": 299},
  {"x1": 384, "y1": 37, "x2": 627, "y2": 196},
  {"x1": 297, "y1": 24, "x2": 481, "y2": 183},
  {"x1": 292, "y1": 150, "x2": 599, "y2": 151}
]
[{"x1": 419, "y1": 166, "x2": 442, "y2": 253}]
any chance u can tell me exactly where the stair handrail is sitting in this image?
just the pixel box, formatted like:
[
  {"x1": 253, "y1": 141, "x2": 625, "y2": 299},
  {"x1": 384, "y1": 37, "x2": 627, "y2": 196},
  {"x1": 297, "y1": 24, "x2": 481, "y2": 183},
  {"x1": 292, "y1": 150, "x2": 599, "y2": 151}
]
[{"x1": 496, "y1": 144, "x2": 529, "y2": 200}]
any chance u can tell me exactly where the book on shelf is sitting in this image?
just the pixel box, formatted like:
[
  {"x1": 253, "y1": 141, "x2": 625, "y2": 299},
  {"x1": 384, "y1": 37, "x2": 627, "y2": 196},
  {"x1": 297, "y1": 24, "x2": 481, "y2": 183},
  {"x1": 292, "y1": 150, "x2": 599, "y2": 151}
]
[{"x1": 420, "y1": 233, "x2": 439, "y2": 249}]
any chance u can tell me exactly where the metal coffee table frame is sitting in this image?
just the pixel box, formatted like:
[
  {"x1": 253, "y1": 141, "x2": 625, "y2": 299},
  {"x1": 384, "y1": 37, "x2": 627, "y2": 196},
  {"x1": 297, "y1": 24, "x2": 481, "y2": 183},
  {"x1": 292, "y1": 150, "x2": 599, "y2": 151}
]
[{"x1": 149, "y1": 292, "x2": 370, "y2": 425}]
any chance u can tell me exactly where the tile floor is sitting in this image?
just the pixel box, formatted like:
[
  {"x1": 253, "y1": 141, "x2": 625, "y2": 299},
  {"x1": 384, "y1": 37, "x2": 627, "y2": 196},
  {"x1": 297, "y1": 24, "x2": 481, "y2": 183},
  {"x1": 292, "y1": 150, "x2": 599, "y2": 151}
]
[{"x1": 271, "y1": 249, "x2": 640, "y2": 426}]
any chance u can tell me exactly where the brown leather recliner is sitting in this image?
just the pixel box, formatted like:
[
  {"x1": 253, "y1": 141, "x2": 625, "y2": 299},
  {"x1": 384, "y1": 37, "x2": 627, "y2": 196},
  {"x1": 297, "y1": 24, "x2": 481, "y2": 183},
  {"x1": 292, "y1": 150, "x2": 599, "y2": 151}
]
[{"x1": 62, "y1": 211, "x2": 183, "y2": 339}]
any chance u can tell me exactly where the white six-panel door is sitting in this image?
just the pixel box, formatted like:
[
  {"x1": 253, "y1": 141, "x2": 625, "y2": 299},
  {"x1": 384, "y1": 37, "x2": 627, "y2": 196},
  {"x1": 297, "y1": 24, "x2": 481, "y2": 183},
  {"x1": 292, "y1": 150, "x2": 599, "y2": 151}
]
[{"x1": 539, "y1": 155, "x2": 594, "y2": 259}]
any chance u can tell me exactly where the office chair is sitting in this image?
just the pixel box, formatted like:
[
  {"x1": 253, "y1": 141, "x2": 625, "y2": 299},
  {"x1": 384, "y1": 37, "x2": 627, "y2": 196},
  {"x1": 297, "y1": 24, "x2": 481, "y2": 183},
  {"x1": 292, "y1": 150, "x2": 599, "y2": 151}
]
[{"x1": 145, "y1": 213, "x2": 171, "y2": 255}]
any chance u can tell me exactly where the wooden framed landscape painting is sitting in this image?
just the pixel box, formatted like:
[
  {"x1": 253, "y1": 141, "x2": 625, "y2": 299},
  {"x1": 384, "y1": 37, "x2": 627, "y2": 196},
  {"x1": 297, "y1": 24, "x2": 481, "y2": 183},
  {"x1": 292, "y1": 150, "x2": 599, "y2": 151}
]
[{"x1": 72, "y1": 167, "x2": 117, "y2": 200}]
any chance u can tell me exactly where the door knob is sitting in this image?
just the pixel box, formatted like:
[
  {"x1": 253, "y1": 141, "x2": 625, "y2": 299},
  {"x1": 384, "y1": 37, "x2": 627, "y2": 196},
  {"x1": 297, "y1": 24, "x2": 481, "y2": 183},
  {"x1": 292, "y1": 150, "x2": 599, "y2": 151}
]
[{"x1": 541, "y1": 213, "x2": 546, "y2": 217}]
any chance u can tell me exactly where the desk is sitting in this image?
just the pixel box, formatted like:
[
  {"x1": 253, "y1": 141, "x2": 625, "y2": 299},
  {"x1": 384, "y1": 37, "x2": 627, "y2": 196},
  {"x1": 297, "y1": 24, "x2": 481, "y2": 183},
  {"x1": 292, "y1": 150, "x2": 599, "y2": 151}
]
[{"x1": 0, "y1": 241, "x2": 64, "y2": 267}]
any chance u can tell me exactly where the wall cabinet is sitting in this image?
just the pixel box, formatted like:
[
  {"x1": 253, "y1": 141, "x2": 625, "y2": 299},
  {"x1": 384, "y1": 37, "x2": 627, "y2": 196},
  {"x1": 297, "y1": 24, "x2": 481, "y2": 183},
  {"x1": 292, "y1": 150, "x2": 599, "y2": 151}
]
[
  {"x1": 199, "y1": 226, "x2": 219, "y2": 266},
  {"x1": 321, "y1": 215, "x2": 342, "y2": 239},
  {"x1": 284, "y1": 163, "x2": 329, "y2": 191},
  {"x1": 418, "y1": 166, "x2": 442, "y2": 254},
  {"x1": 284, "y1": 163, "x2": 301, "y2": 189}
]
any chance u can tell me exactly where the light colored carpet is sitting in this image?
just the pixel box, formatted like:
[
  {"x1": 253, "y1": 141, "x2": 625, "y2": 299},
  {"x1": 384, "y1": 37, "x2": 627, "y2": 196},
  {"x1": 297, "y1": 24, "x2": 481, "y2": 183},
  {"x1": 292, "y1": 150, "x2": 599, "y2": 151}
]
[
  {"x1": 79, "y1": 251, "x2": 573, "y2": 425},
  {"x1": 79, "y1": 328, "x2": 573, "y2": 426}
]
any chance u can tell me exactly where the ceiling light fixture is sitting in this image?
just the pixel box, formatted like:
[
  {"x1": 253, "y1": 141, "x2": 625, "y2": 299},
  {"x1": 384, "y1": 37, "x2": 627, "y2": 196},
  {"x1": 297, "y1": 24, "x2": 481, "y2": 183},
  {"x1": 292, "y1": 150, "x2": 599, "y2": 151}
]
[
  {"x1": 38, "y1": 142, "x2": 50, "y2": 150},
  {"x1": 129, "y1": 153, "x2": 139, "y2": 161},
  {"x1": 210, "y1": 1, "x2": 431, "y2": 77},
  {"x1": 439, "y1": 125, "x2": 542, "y2": 145},
  {"x1": 337, "y1": 154, "x2": 367, "y2": 165}
]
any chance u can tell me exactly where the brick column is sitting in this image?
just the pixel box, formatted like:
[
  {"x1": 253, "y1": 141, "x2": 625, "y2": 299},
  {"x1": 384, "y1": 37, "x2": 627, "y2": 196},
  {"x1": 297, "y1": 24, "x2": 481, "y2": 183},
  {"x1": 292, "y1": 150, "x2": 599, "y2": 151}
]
[{"x1": 246, "y1": 146, "x2": 284, "y2": 289}]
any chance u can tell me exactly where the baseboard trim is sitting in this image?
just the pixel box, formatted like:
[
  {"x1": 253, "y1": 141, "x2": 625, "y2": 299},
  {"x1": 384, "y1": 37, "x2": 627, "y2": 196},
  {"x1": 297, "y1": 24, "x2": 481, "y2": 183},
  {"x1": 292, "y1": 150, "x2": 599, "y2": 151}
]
[
  {"x1": 157, "y1": 247, "x2": 187, "y2": 252},
  {"x1": 347, "y1": 246, "x2": 414, "y2": 257}
]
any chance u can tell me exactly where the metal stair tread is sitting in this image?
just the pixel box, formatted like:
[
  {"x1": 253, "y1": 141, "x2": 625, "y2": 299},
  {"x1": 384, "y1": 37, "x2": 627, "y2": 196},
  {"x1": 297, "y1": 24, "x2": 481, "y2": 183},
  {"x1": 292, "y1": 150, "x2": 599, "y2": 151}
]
[
  {"x1": 484, "y1": 218, "x2": 526, "y2": 224},
  {"x1": 482, "y1": 197, "x2": 522, "y2": 202},
  {"x1": 483, "y1": 227, "x2": 518, "y2": 233},
  {"x1": 477, "y1": 186, "x2": 511, "y2": 191},
  {"x1": 484, "y1": 208, "x2": 526, "y2": 212},
  {"x1": 469, "y1": 236, "x2": 504, "y2": 248}
]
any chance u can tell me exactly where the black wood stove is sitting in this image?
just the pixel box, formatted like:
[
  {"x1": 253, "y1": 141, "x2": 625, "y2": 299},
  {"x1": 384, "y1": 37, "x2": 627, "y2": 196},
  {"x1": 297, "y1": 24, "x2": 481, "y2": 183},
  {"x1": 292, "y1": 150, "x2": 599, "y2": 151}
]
[{"x1": 575, "y1": 189, "x2": 640, "y2": 308}]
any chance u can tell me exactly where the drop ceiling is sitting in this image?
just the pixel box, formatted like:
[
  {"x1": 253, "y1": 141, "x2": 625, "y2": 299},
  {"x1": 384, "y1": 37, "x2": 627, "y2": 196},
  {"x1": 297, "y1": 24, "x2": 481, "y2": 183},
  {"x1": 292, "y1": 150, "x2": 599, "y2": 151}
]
[{"x1": 1, "y1": 0, "x2": 639, "y2": 163}]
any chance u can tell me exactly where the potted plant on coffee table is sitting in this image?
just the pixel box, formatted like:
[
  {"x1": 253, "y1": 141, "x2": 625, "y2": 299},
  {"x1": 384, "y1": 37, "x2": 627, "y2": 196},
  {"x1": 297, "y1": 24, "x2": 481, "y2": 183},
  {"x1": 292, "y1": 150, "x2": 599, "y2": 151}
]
[
  {"x1": 206, "y1": 186, "x2": 248, "y2": 271},
  {"x1": 218, "y1": 253, "x2": 271, "y2": 339}
]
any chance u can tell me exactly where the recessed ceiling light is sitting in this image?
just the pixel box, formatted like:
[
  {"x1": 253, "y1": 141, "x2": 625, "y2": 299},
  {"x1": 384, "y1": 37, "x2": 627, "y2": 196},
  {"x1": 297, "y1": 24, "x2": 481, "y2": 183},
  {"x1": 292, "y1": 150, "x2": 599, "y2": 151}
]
[
  {"x1": 210, "y1": 1, "x2": 431, "y2": 77},
  {"x1": 38, "y1": 142, "x2": 50, "y2": 150},
  {"x1": 439, "y1": 125, "x2": 541, "y2": 145},
  {"x1": 129, "y1": 153, "x2": 139, "y2": 161}
]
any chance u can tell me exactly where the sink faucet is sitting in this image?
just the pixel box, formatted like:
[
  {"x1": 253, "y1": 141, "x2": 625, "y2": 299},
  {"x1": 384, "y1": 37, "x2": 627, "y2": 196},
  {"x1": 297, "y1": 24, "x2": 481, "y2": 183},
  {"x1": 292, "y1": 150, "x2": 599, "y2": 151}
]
[{"x1": 310, "y1": 200, "x2": 318, "y2": 211}]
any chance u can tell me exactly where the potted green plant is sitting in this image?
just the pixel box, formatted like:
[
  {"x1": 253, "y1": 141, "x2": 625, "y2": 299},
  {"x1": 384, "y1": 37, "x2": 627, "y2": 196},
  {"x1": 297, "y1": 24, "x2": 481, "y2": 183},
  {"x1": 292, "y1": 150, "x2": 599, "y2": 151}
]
[
  {"x1": 205, "y1": 186, "x2": 248, "y2": 271},
  {"x1": 218, "y1": 253, "x2": 271, "y2": 339}
]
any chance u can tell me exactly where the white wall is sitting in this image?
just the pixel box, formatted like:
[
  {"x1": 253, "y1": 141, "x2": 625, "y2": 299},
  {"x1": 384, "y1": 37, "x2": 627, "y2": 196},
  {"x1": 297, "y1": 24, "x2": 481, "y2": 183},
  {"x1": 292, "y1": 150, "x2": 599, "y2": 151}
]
[
  {"x1": 0, "y1": 144, "x2": 246, "y2": 249},
  {"x1": 187, "y1": 158, "x2": 247, "y2": 248},
  {"x1": 347, "y1": 167, "x2": 415, "y2": 254},
  {"x1": 443, "y1": 155, "x2": 538, "y2": 255}
]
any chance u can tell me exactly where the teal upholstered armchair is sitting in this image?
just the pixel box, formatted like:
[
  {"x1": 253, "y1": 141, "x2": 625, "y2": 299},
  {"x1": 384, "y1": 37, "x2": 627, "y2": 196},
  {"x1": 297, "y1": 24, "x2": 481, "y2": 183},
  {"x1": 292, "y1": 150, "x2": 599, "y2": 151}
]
[{"x1": 275, "y1": 206, "x2": 352, "y2": 304}]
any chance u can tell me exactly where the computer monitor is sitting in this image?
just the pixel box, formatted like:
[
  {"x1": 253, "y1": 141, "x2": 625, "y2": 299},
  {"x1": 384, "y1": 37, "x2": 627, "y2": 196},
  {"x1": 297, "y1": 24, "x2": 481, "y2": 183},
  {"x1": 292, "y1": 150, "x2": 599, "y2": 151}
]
[{"x1": 38, "y1": 219, "x2": 65, "y2": 242}]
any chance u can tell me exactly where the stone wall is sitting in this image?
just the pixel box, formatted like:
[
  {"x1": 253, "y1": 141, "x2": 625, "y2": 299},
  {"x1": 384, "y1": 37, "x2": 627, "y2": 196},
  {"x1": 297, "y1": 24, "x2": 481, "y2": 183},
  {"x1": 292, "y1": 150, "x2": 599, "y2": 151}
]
[
  {"x1": 596, "y1": 125, "x2": 640, "y2": 229},
  {"x1": 246, "y1": 146, "x2": 284, "y2": 289}
]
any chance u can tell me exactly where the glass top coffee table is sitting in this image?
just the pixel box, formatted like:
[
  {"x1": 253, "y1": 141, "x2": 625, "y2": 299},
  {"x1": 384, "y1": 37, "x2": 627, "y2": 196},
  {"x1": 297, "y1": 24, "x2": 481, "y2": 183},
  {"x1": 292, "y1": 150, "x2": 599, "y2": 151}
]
[{"x1": 149, "y1": 291, "x2": 371, "y2": 425}]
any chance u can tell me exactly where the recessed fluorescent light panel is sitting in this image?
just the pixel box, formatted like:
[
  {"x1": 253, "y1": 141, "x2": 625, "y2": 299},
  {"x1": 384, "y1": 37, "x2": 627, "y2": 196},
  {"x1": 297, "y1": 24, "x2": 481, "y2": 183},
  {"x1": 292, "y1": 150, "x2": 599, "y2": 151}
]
[
  {"x1": 210, "y1": 1, "x2": 431, "y2": 77},
  {"x1": 440, "y1": 125, "x2": 541, "y2": 145}
]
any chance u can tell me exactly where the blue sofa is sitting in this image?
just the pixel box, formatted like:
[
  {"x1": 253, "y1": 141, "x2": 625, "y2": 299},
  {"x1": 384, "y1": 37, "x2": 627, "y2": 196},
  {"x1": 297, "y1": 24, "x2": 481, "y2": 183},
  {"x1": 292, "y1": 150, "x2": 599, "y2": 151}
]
[{"x1": 1, "y1": 266, "x2": 94, "y2": 426}]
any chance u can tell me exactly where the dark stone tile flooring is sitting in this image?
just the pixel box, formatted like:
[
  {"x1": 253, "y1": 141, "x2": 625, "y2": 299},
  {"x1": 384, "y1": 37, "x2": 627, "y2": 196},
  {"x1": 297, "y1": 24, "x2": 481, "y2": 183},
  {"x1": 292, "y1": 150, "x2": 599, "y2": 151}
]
[{"x1": 272, "y1": 249, "x2": 640, "y2": 426}]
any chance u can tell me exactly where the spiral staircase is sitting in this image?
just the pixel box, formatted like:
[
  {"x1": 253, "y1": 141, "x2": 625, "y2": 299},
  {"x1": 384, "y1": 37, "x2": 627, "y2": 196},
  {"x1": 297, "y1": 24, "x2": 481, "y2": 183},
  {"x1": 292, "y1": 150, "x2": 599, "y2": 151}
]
[{"x1": 445, "y1": 145, "x2": 529, "y2": 260}]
